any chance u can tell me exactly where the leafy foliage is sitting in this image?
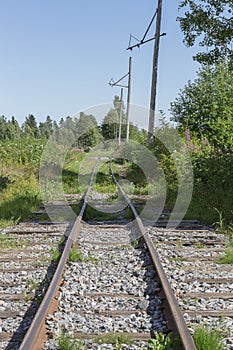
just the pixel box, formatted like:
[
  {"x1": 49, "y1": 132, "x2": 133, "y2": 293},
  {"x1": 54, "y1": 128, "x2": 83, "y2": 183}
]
[
  {"x1": 178, "y1": 0, "x2": 233, "y2": 65},
  {"x1": 0, "y1": 138, "x2": 45, "y2": 167},
  {"x1": 76, "y1": 112, "x2": 103, "y2": 150},
  {"x1": 146, "y1": 332, "x2": 180, "y2": 350},
  {"x1": 170, "y1": 63, "x2": 233, "y2": 150}
]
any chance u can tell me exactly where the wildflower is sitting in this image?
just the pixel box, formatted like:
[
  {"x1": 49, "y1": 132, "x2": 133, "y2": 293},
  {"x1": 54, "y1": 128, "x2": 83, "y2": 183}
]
[{"x1": 184, "y1": 129, "x2": 191, "y2": 142}]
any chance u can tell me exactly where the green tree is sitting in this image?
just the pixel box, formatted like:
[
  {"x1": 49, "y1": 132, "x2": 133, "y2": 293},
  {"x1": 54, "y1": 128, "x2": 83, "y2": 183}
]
[
  {"x1": 10, "y1": 117, "x2": 21, "y2": 139},
  {"x1": 23, "y1": 114, "x2": 40, "y2": 138},
  {"x1": 76, "y1": 112, "x2": 102, "y2": 149},
  {"x1": 0, "y1": 116, "x2": 22, "y2": 140},
  {"x1": 0, "y1": 116, "x2": 8, "y2": 140},
  {"x1": 178, "y1": 0, "x2": 233, "y2": 65},
  {"x1": 170, "y1": 62, "x2": 233, "y2": 150},
  {"x1": 101, "y1": 108, "x2": 119, "y2": 140},
  {"x1": 101, "y1": 96, "x2": 127, "y2": 140},
  {"x1": 39, "y1": 115, "x2": 53, "y2": 138}
]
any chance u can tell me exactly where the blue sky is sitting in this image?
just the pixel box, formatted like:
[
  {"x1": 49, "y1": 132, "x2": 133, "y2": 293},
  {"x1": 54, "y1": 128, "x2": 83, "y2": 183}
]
[{"x1": 0, "y1": 0, "x2": 201, "y2": 129}]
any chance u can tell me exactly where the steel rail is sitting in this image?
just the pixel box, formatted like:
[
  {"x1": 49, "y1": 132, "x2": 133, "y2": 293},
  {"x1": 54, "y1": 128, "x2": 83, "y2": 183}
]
[
  {"x1": 19, "y1": 162, "x2": 98, "y2": 350},
  {"x1": 110, "y1": 162, "x2": 197, "y2": 350}
]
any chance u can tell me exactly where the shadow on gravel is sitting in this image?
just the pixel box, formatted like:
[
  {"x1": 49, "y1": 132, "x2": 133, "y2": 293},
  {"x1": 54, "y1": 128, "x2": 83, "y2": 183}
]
[
  {"x1": 5, "y1": 222, "x2": 74, "y2": 350},
  {"x1": 128, "y1": 224, "x2": 181, "y2": 346}
]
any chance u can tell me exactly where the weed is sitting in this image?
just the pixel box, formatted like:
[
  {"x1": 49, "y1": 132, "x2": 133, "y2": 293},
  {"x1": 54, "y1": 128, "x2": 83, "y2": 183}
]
[
  {"x1": 93, "y1": 332, "x2": 132, "y2": 346},
  {"x1": 23, "y1": 289, "x2": 32, "y2": 302},
  {"x1": 213, "y1": 208, "x2": 224, "y2": 232},
  {"x1": 68, "y1": 249, "x2": 83, "y2": 262},
  {"x1": 25, "y1": 279, "x2": 39, "y2": 291},
  {"x1": 85, "y1": 255, "x2": 98, "y2": 264},
  {"x1": 0, "y1": 235, "x2": 17, "y2": 248},
  {"x1": 58, "y1": 236, "x2": 66, "y2": 247},
  {"x1": 176, "y1": 239, "x2": 183, "y2": 248},
  {"x1": 213, "y1": 209, "x2": 233, "y2": 241},
  {"x1": 216, "y1": 247, "x2": 233, "y2": 264},
  {"x1": 196, "y1": 243, "x2": 204, "y2": 249},
  {"x1": 193, "y1": 326, "x2": 224, "y2": 350},
  {"x1": 146, "y1": 332, "x2": 180, "y2": 350},
  {"x1": 57, "y1": 330, "x2": 83, "y2": 350},
  {"x1": 172, "y1": 257, "x2": 187, "y2": 262},
  {"x1": 50, "y1": 247, "x2": 61, "y2": 263}
]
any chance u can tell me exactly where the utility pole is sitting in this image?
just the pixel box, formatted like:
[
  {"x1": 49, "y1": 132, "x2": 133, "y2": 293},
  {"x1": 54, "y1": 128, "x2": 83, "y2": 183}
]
[
  {"x1": 126, "y1": 56, "x2": 132, "y2": 143},
  {"x1": 109, "y1": 56, "x2": 132, "y2": 143},
  {"x1": 118, "y1": 88, "x2": 123, "y2": 145},
  {"x1": 148, "y1": 0, "x2": 163, "y2": 144}
]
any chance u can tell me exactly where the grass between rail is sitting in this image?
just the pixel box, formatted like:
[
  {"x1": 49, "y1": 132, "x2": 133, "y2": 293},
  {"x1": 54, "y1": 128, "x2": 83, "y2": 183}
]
[
  {"x1": 56, "y1": 331, "x2": 181, "y2": 350},
  {"x1": 193, "y1": 326, "x2": 224, "y2": 350}
]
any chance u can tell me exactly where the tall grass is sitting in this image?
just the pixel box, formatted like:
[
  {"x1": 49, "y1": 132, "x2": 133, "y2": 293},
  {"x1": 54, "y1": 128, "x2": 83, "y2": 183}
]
[
  {"x1": 193, "y1": 326, "x2": 224, "y2": 350},
  {"x1": 0, "y1": 170, "x2": 41, "y2": 226}
]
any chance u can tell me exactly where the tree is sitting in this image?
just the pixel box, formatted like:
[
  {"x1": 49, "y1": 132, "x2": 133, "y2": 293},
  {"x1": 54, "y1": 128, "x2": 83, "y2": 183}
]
[
  {"x1": 101, "y1": 96, "x2": 126, "y2": 140},
  {"x1": 76, "y1": 112, "x2": 102, "y2": 149},
  {"x1": 101, "y1": 108, "x2": 119, "y2": 140},
  {"x1": 0, "y1": 116, "x2": 8, "y2": 140},
  {"x1": 178, "y1": 0, "x2": 233, "y2": 65},
  {"x1": 23, "y1": 114, "x2": 40, "y2": 138},
  {"x1": 0, "y1": 115, "x2": 21, "y2": 140},
  {"x1": 170, "y1": 62, "x2": 233, "y2": 150},
  {"x1": 8, "y1": 117, "x2": 21, "y2": 139},
  {"x1": 39, "y1": 115, "x2": 53, "y2": 139}
]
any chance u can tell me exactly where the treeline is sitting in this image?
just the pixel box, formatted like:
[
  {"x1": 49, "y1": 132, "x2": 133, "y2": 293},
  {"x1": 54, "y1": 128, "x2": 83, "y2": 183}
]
[
  {"x1": 0, "y1": 97, "x2": 145, "y2": 149},
  {"x1": 0, "y1": 115, "x2": 57, "y2": 140}
]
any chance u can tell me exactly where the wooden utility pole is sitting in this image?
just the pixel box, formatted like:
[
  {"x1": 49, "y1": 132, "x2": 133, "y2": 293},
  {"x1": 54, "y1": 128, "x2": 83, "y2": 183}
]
[
  {"x1": 126, "y1": 56, "x2": 132, "y2": 143},
  {"x1": 118, "y1": 88, "x2": 123, "y2": 145},
  {"x1": 148, "y1": 0, "x2": 163, "y2": 144}
]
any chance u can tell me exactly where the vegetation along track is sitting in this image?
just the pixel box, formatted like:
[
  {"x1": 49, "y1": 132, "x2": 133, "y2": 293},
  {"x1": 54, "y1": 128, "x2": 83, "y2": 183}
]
[
  {"x1": 13, "y1": 159, "x2": 195, "y2": 350},
  {"x1": 1, "y1": 159, "x2": 232, "y2": 349}
]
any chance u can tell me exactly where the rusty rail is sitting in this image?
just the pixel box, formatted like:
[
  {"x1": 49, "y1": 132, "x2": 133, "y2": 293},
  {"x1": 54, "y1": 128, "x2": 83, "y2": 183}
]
[
  {"x1": 19, "y1": 162, "x2": 97, "y2": 350},
  {"x1": 111, "y1": 162, "x2": 197, "y2": 350}
]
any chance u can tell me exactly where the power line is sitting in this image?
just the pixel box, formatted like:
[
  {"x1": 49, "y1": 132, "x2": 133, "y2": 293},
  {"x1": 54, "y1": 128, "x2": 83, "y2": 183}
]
[
  {"x1": 109, "y1": 57, "x2": 132, "y2": 143},
  {"x1": 126, "y1": 0, "x2": 165, "y2": 144}
]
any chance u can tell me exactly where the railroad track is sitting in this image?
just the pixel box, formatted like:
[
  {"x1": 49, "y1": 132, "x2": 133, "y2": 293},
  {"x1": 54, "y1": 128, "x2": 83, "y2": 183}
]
[
  {"x1": 10, "y1": 161, "x2": 194, "y2": 350},
  {"x1": 0, "y1": 159, "x2": 232, "y2": 349},
  {"x1": 0, "y1": 221, "x2": 70, "y2": 350},
  {"x1": 0, "y1": 193, "x2": 82, "y2": 350},
  {"x1": 149, "y1": 228, "x2": 233, "y2": 349}
]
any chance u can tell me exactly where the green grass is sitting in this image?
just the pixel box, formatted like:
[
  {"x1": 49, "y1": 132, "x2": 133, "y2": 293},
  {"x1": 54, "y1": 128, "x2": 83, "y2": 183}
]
[
  {"x1": 85, "y1": 255, "x2": 98, "y2": 264},
  {"x1": 68, "y1": 249, "x2": 83, "y2": 262},
  {"x1": 193, "y1": 326, "x2": 224, "y2": 350},
  {"x1": 0, "y1": 167, "x2": 41, "y2": 227},
  {"x1": 68, "y1": 249, "x2": 98, "y2": 264},
  {"x1": 91, "y1": 161, "x2": 118, "y2": 194},
  {"x1": 93, "y1": 332, "x2": 132, "y2": 346},
  {"x1": 62, "y1": 149, "x2": 86, "y2": 194},
  {"x1": 216, "y1": 247, "x2": 233, "y2": 264},
  {"x1": 196, "y1": 243, "x2": 205, "y2": 249},
  {"x1": 57, "y1": 331, "x2": 84, "y2": 350},
  {"x1": 83, "y1": 205, "x2": 118, "y2": 221},
  {"x1": 0, "y1": 235, "x2": 17, "y2": 248}
]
